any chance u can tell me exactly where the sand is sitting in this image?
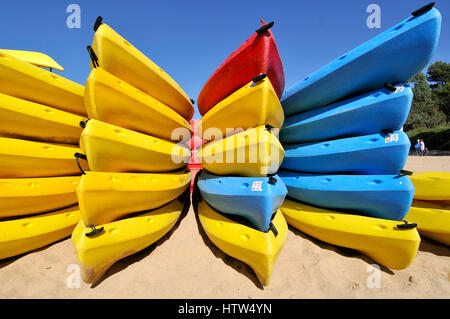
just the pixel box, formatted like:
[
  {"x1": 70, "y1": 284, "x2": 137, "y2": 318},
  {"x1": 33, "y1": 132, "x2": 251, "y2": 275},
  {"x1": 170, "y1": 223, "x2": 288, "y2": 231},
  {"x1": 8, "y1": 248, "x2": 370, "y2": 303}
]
[{"x1": 0, "y1": 156, "x2": 449, "y2": 299}]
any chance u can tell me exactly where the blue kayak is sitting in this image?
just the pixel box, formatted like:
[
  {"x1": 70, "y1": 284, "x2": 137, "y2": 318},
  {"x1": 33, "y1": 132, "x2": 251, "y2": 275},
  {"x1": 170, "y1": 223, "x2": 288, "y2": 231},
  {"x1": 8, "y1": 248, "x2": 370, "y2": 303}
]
[
  {"x1": 280, "y1": 84, "x2": 412, "y2": 144},
  {"x1": 281, "y1": 4, "x2": 441, "y2": 116},
  {"x1": 197, "y1": 170, "x2": 287, "y2": 232},
  {"x1": 278, "y1": 170, "x2": 415, "y2": 221},
  {"x1": 281, "y1": 130, "x2": 410, "y2": 175}
]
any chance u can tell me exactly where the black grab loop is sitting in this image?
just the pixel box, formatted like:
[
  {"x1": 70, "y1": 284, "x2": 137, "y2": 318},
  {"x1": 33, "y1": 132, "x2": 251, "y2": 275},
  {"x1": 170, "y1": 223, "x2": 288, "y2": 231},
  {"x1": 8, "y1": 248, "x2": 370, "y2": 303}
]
[
  {"x1": 400, "y1": 169, "x2": 414, "y2": 176},
  {"x1": 79, "y1": 119, "x2": 90, "y2": 128},
  {"x1": 269, "y1": 222, "x2": 278, "y2": 237},
  {"x1": 87, "y1": 46, "x2": 99, "y2": 68},
  {"x1": 264, "y1": 124, "x2": 274, "y2": 132},
  {"x1": 397, "y1": 220, "x2": 418, "y2": 230},
  {"x1": 381, "y1": 129, "x2": 394, "y2": 134},
  {"x1": 252, "y1": 73, "x2": 267, "y2": 84},
  {"x1": 384, "y1": 83, "x2": 397, "y2": 93},
  {"x1": 85, "y1": 225, "x2": 104, "y2": 237},
  {"x1": 268, "y1": 176, "x2": 277, "y2": 185},
  {"x1": 93, "y1": 16, "x2": 103, "y2": 31},
  {"x1": 190, "y1": 98, "x2": 195, "y2": 105},
  {"x1": 256, "y1": 21, "x2": 274, "y2": 34},
  {"x1": 74, "y1": 152, "x2": 88, "y2": 175},
  {"x1": 412, "y1": 2, "x2": 435, "y2": 17}
]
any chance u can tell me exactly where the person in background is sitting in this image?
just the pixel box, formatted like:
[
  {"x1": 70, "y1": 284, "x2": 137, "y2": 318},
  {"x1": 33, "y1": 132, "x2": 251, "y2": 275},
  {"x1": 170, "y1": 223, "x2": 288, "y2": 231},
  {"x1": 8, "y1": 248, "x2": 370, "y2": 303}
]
[
  {"x1": 415, "y1": 139, "x2": 421, "y2": 155},
  {"x1": 420, "y1": 139, "x2": 427, "y2": 156}
]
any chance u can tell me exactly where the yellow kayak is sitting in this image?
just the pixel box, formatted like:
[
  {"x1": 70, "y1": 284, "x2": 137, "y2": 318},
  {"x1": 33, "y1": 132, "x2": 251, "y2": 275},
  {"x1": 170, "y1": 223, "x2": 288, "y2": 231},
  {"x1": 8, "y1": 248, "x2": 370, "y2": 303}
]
[
  {"x1": 77, "y1": 171, "x2": 191, "y2": 226},
  {"x1": 84, "y1": 68, "x2": 192, "y2": 141},
  {"x1": 0, "y1": 137, "x2": 89, "y2": 178},
  {"x1": 0, "y1": 93, "x2": 84, "y2": 145},
  {"x1": 0, "y1": 50, "x2": 86, "y2": 116},
  {"x1": 0, "y1": 49, "x2": 64, "y2": 71},
  {"x1": 281, "y1": 199, "x2": 420, "y2": 270},
  {"x1": 197, "y1": 200, "x2": 287, "y2": 286},
  {"x1": 0, "y1": 176, "x2": 79, "y2": 219},
  {"x1": 79, "y1": 119, "x2": 190, "y2": 173},
  {"x1": 90, "y1": 17, "x2": 194, "y2": 120},
  {"x1": 406, "y1": 200, "x2": 450, "y2": 246},
  {"x1": 409, "y1": 171, "x2": 450, "y2": 201},
  {"x1": 72, "y1": 198, "x2": 184, "y2": 284},
  {"x1": 197, "y1": 126, "x2": 284, "y2": 177},
  {"x1": 0, "y1": 205, "x2": 80, "y2": 260},
  {"x1": 198, "y1": 75, "x2": 284, "y2": 141}
]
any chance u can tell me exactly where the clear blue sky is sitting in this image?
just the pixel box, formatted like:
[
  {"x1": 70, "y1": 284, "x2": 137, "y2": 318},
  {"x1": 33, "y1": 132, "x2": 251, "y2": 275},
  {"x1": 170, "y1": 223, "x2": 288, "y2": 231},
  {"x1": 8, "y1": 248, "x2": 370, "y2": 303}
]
[{"x1": 1, "y1": 0, "x2": 448, "y2": 119}]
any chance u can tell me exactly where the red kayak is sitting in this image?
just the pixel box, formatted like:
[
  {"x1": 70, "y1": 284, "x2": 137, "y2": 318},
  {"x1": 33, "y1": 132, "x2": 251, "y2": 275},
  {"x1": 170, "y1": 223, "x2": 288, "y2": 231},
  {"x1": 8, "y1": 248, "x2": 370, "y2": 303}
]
[{"x1": 197, "y1": 20, "x2": 285, "y2": 116}]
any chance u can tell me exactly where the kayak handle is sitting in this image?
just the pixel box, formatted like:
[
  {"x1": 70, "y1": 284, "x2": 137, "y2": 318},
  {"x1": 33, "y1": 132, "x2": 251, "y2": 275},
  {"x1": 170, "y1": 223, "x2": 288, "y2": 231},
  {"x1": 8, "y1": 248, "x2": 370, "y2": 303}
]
[
  {"x1": 412, "y1": 2, "x2": 435, "y2": 17},
  {"x1": 265, "y1": 124, "x2": 274, "y2": 131},
  {"x1": 400, "y1": 169, "x2": 414, "y2": 176},
  {"x1": 190, "y1": 98, "x2": 195, "y2": 105},
  {"x1": 93, "y1": 16, "x2": 103, "y2": 32},
  {"x1": 269, "y1": 222, "x2": 278, "y2": 237},
  {"x1": 397, "y1": 220, "x2": 417, "y2": 230},
  {"x1": 252, "y1": 73, "x2": 267, "y2": 84},
  {"x1": 79, "y1": 119, "x2": 90, "y2": 128},
  {"x1": 85, "y1": 225, "x2": 104, "y2": 237},
  {"x1": 74, "y1": 152, "x2": 88, "y2": 175},
  {"x1": 256, "y1": 21, "x2": 274, "y2": 34},
  {"x1": 268, "y1": 176, "x2": 278, "y2": 185},
  {"x1": 381, "y1": 129, "x2": 394, "y2": 134},
  {"x1": 87, "y1": 46, "x2": 99, "y2": 68},
  {"x1": 384, "y1": 83, "x2": 397, "y2": 93}
]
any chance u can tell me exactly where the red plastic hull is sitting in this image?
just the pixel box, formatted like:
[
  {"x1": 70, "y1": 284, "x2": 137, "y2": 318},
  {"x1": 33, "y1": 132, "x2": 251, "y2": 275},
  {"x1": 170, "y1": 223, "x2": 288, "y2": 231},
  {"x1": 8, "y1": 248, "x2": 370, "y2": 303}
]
[
  {"x1": 187, "y1": 119, "x2": 205, "y2": 192},
  {"x1": 197, "y1": 23, "x2": 285, "y2": 116}
]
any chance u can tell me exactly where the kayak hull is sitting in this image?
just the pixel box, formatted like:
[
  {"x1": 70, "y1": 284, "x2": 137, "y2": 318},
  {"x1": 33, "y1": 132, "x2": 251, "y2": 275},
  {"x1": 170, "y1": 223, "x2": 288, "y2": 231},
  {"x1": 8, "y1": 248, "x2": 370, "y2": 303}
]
[{"x1": 409, "y1": 171, "x2": 450, "y2": 201}]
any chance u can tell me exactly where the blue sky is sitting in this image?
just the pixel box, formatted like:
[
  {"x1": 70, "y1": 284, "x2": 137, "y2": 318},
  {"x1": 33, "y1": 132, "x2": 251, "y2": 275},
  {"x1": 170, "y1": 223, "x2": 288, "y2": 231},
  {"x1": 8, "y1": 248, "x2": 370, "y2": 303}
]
[{"x1": 1, "y1": 0, "x2": 448, "y2": 119}]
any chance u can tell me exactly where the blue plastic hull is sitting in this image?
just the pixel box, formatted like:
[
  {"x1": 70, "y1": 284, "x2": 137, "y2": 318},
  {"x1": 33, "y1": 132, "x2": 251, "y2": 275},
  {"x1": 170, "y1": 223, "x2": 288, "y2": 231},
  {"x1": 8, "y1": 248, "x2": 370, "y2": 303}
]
[
  {"x1": 281, "y1": 130, "x2": 410, "y2": 175},
  {"x1": 281, "y1": 7, "x2": 441, "y2": 116},
  {"x1": 278, "y1": 170, "x2": 415, "y2": 221},
  {"x1": 197, "y1": 171, "x2": 287, "y2": 232},
  {"x1": 280, "y1": 84, "x2": 412, "y2": 144}
]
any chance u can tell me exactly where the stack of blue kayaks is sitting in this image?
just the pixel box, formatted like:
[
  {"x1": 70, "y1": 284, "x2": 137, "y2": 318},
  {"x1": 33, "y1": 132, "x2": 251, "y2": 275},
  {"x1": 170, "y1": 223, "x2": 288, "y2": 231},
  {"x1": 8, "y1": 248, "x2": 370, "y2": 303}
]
[{"x1": 279, "y1": 3, "x2": 442, "y2": 269}]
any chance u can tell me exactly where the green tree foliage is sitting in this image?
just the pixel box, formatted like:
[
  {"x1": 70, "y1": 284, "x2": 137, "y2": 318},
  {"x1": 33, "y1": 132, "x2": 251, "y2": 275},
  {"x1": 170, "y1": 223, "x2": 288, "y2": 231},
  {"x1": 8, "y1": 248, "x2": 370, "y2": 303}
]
[{"x1": 427, "y1": 61, "x2": 450, "y2": 120}]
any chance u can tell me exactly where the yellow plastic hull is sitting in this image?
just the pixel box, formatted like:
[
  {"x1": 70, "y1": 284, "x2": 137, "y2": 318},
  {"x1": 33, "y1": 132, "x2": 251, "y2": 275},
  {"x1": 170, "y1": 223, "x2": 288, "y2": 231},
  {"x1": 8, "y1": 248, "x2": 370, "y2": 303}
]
[
  {"x1": 406, "y1": 200, "x2": 450, "y2": 246},
  {"x1": 198, "y1": 200, "x2": 287, "y2": 286},
  {"x1": 72, "y1": 198, "x2": 184, "y2": 284},
  {"x1": 198, "y1": 77, "x2": 284, "y2": 141},
  {"x1": 0, "y1": 205, "x2": 80, "y2": 260},
  {"x1": 0, "y1": 176, "x2": 80, "y2": 219},
  {"x1": 84, "y1": 68, "x2": 192, "y2": 141},
  {"x1": 281, "y1": 199, "x2": 420, "y2": 270},
  {"x1": 0, "y1": 51, "x2": 86, "y2": 116},
  {"x1": 0, "y1": 49, "x2": 64, "y2": 71},
  {"x1": 92, "y1": 23, "x2": 193, "y2": 120},
  {"x1": 197, "y1": 126, "x2": 284, "y2": 177},
  {"x1": 77, "y1": 171, "x2": 191, "y2": 226},
  {"x1": 409, "y1": 171, "x2": 450, "y2": 201},
  {"x1": 0, "y1": 137, "x2": 89, "y2": 178},
  {"x1": 0, "y1": 93, "x2": 84, "y2": 144},
  {"x1": 79, "y1": 119, "x2": 190, "y2": 173}
]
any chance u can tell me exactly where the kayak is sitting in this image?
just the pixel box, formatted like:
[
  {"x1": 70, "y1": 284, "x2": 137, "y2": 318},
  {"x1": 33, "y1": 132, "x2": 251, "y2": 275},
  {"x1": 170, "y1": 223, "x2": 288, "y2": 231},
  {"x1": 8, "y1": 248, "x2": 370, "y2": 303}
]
[
  {"x1": 198, "y1": 75, "x2": 284, "y2": 141},
  {"x1": 408, "y1": 171, "x2": 450, "y2": 201},
  {"x1": 197, "y1": 126, "x2": 284, "y2": 177},
  {"x1": 77, "y1": 171, "x2": 191, "y2": 226},
  {"x1": 406, "y1": 200, "x2": 450, "y2": 246},
  {"x1": 281, "y1": 130, "x2": 410, "y2": 175},
  {"x1": 0, "y1": 93, "x2": 84, "y2": 145},
  {"x1": 197, "y1": 199, "x2": 287, "y2": 286},
  {"x1": 279, "y1": 170, "x2": 415, "y2": 221},
  {"x1": 0, "y1": 49, "x2": 64, "y2": 71},
  {"x1": 280, "y1": 84, "x2": 412, "y2": 144},
  {"x1": 72, "y1": 198, "x2": 185, "y2": 284},
  {"x1": 197, "y1": 170, "x2": 287, "y2": 232},
  {"x1": 0, "y1": 205, "x2": 80, "y2": 260},
  {"x1": 282, "y1": 4, "x2": 441, "y2": 115},
  {"x1": 0, "y1": 176, "x2": 79, "y2": 219},
  {"x1": 84, "y1": 68, "x2": 193, "y2": 141},
  {"x1": 197, "y1": 20, "x2": 284, "y2": 116},
  {"x1": 79, "y1": 119, "x2": 190, "y2": 173},
  {"x1": 90, "y1": 17, "x2": 194, "y2": 120},
  {"x1": 281, "y1": 199, "x2": 420, "y2": 269},
  {"x1": 0, "y1": 50, "x2": 86, "y2": 116},
  {"x1": 0, "y1": 137, "x2": 89, "y2": 178}
]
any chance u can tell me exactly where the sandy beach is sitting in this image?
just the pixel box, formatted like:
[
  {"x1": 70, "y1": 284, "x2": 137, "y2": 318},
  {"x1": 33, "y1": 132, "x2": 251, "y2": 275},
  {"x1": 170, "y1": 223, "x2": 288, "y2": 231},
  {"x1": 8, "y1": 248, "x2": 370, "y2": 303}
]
[{"x1": 0, "y1": 155, "x2": 449, "y2": 299}]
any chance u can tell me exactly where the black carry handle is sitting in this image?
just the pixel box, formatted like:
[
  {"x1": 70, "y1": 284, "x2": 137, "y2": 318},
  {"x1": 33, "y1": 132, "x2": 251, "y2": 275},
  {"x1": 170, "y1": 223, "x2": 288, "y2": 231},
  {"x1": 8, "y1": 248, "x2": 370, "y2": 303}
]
[
  {"x1": 397, "y1": 220, "x2": 418, "y2": 230},
  {"x1": 93, "y1": 16, "x2": 103, "y2": 31},
  {"x1": 85, "y1": 225, "x2": 104, "y2": 237},
  {"x1": 268, "y1": 176, "x2": 278, "y2": 185},
  {"x1": 79, "y1": 119, "x2": 90, "y2": 128},
  {"x1": 384, "y1": 83, "x2": 397, "y2": 93},
  {"x1": 381, "y1": 129, "x2": 394, "y2": 134},
  {"x1": 400, "y1": 169, "x2": 414, "y2": 176},
  {"x1": 87, "y1": 46, "x2": 99, "y2": 68},
  {"x1": 190, "y1": 98, "x2": 195, "y2": 105},
  {"x1": 256, "y1": 21, "x2": 274, "y2": 34},
  {"x1": 269, "y1": 222, "x2": 278, "y2": 237},
  {"x1": 74, "y1": 152, "x2": 88, "y2": 175},
  {"x1": 412, "y1": 2, "x2": 435, "y2": 17},
  {"x1": 252, "y1": 73, "x2": 267, "y2": 84}
]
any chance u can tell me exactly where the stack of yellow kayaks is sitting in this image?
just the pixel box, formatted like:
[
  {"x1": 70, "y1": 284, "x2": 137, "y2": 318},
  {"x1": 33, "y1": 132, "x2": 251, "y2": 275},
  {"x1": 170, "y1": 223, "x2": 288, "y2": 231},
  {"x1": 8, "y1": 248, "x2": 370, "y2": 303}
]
[
  {"x1": 194, "y1": 22, "x2": 287, "y2": 286},
  {"x1": 406, "y1": 172, "x2": 450, "y2": 246},
  {"x1": 0, "y1": 50, "x2": 87, "y2": 260},
  {"x1": 71, "y1": 17, "x2": 192, "y2": 284}
]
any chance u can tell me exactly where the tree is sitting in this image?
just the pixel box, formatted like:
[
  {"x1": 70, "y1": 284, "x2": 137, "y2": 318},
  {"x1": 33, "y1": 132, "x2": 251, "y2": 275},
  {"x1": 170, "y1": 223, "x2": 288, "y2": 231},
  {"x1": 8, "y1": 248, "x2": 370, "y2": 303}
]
[{"x1": 427, "y1": 61, "x2": 450, "y2": 120}]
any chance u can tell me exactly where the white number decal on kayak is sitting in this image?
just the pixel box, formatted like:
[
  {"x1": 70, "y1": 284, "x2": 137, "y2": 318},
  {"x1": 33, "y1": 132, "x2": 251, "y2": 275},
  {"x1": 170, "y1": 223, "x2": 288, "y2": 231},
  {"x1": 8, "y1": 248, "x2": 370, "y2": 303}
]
[
  {"x1": 251, "y1": 181, "x2": 263, "y2": 191},
  {"x1": 385, "y1": 134, "x2": 399, "y2": 143}
]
